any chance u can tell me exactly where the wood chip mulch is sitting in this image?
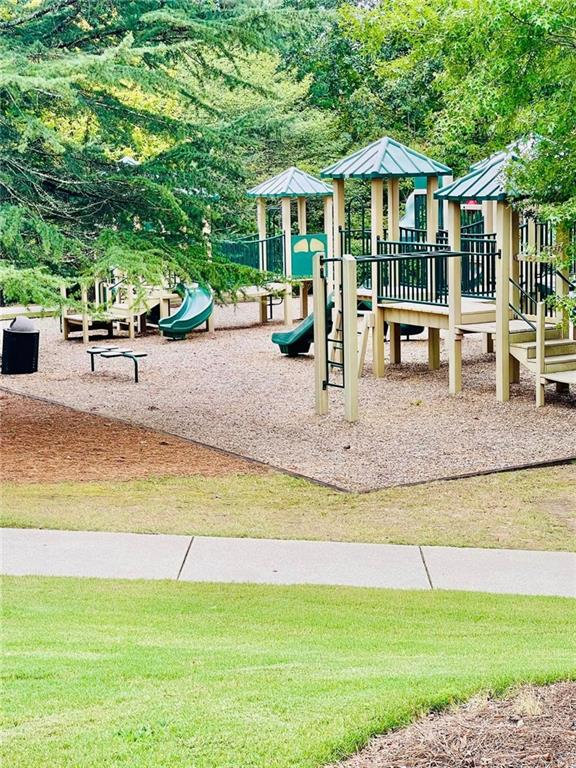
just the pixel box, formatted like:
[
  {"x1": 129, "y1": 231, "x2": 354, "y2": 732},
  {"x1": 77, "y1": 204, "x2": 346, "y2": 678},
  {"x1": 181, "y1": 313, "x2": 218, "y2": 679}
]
[
  {"x1": 332, "y1": 682, "x2": 576, "y2": 768},
  {"x1": 0, "y1": 391, "x2": 268, "y2": 484}
]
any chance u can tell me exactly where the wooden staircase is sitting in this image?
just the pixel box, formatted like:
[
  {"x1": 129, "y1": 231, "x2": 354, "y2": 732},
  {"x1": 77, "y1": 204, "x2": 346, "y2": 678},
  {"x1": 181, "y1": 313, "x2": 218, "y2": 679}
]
[{"x1": 509, "y1": 303, "x2": 576, "y2": 405}]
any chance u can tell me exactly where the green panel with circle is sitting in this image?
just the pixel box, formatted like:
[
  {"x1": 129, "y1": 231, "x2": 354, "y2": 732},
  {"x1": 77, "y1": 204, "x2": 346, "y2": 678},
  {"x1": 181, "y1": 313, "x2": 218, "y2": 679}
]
[{"x1": 291, "y1": 233, "x2": 328, "y2": 278}]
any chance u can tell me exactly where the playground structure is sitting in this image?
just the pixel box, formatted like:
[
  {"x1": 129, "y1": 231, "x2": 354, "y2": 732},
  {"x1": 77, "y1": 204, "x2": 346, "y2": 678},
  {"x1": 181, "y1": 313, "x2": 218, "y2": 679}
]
[
  {"x1": 218, "y1": 167, "x2": 333, "y2": 326},
  {"x1": 60, "y1": 276, "x2": 214, "y2": 343},
  {"x1": 309, "y1": 136, "x2": 576, "y2": 420}
]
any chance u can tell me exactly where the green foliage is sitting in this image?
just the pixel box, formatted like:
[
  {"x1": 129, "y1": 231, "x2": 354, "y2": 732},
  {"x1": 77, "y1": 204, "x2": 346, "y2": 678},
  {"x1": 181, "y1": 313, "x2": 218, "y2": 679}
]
[{"x1": 0, "y1": 0, "x2": 287, "y2": 303}]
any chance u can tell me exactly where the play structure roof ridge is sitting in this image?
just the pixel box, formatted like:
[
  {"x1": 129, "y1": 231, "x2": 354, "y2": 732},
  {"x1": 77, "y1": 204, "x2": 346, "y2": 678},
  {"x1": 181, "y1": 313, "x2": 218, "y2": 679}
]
[
  {"x1": 247, "y1": 167, "x2": 332, "y2": 198},
  {"x1": 320, "y1": 136, "x2": 452, "y2": 179},
  {"x1": 435, "y1": 152, "x2": 522, "y2": 202}
]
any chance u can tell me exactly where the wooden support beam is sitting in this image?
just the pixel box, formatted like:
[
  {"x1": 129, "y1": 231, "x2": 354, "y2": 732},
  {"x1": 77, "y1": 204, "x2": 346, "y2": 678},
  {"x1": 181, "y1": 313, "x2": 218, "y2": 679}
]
[
  {"x1": 428, "y1": 327, "x2": 440, "y2": 370},
  {"x1": 447, "y1": 200, "x2": 462, "y2": 394},
  {"x1": 387, "y1": 178, "x2": 400, "y2": 241},
  {"x1": 281, "y1": 196, "x2": 293, "y2": 327},
  {"x1": 426, "y1": 176, "x2": 439, "y2": 243},
  {"x1": 297, "y1": 197, "x2": 307, "y2": 235},
  {"x1": 256, "y1": 197, "x2": 267, "y2": 271},
  {"x1": 371, "y1": 178, "x2": 385, "y2": 377},
  {"x1": 510, "y1": 209, "x2": 521, "y2": 317},
  {"x1": 482, "y1": 333, "x2": 494, "y2": 354},
  {"x1": 496, "y1": 202, "x2": 512, "y2": 402},
  {"x1": 81, "y1": 284, "x2": 89, "y2": 345},
  {"x1": 60, "y1": 284, "x2": 69, "y2": 340},
  {"x1": 556, "y1": 223, "x2": 570, "y2": 335},
  {"x1": 536, "y1": 301, "x2": 546, "y2": 407},
  {"x1": 323, "y1": 195, "x2": 334, "y2": 294},
  {"x1": 389, "y1": 322, "x2": 401, "y2": 364},
  {"x1": 331, "y1": 179, "x2": 345, "y2": 363},
  {"x1": 358, "y1": 312, "x2": 373, "y2": 377},
  {"x1": 313, "y1": 252, "x2": 329, "y2": 416},
  {"x1": 483, "y1": 201, "x2": 495, "y2": 234},
  {"x1": 342, "y1": 254, "x2": 358, "y2": 422}
]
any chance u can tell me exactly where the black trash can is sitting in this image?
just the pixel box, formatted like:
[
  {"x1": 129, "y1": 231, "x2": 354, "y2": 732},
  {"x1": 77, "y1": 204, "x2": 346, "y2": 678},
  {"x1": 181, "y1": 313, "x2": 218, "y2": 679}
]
[{"x1": 2, "y1": 316, "x2": 40, "y2": 375}]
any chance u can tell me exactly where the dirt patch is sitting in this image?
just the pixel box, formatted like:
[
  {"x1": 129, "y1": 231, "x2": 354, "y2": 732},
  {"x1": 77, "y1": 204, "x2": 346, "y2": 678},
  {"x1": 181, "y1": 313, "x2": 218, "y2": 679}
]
[
  {"x1": 0, "y1": 391, "x2": 268, "y2": 484},
  {"x1": 332, "y1": 682, "x2": 576, "y2": 768}
]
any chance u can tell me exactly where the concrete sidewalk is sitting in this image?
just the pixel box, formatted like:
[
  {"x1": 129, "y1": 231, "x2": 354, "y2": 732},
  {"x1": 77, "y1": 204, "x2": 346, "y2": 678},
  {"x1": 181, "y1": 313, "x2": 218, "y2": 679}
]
[{"x1": 1, "y1": 528, "x2": 574, "y2": 597}]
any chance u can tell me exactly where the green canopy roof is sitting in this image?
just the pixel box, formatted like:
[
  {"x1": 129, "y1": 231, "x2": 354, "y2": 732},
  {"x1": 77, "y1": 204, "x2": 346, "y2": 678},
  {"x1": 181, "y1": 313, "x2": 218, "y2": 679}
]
[
  {"x1": 247, "y1": 167, "x2": 332, "y2": 198},
  {"x1": 320, "y1": 136, "x2": 452, "y2": 179},
  {"x1": 435, "y1": 153, "x2": 520, "y2": 202}
]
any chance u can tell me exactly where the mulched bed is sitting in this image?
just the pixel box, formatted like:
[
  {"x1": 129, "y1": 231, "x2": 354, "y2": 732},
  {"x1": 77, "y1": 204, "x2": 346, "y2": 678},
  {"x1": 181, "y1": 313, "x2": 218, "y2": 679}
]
[
  {"x1": 0, "y1": 391, "x2": 267, "y2": 484},
  {"x1": 332, "y1": 682, "x2": 576, "y2": 768},
  {"x1": 1, "y1": 307, "x2": 575, "y2": 491}
]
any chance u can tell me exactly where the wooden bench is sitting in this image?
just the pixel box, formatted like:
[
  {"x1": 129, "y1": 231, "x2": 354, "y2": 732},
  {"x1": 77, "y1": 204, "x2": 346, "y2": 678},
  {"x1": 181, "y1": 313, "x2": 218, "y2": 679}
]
[{"x1": 86, "y1": 346, "x2": 147, "y2": 383}]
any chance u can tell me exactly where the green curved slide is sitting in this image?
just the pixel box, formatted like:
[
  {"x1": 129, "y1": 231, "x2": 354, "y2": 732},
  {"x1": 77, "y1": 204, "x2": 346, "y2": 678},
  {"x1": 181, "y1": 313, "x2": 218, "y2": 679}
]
[
  {"x1": 272, "y1": 299, "x2": 334, "y2": 357},
  {"x1": 159, "y1": 285, "x2": 213, "y2": 340}
]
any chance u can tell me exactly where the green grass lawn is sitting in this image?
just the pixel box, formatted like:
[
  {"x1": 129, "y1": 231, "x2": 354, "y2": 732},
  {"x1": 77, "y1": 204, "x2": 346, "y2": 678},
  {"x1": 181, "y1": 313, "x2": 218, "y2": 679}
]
[
  {"x1": 2, "y1": 463, "x2": 575, "y2": 550},
  {"x1": 2, "y1": 577, "x2": 575, "y2": 768}
]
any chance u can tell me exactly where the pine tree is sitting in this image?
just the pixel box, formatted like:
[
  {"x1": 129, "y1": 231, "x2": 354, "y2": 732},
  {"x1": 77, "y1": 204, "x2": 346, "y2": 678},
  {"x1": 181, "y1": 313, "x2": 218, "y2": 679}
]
[{"x1": 0, "y1": 0, "x2": 279, "y2": 304}]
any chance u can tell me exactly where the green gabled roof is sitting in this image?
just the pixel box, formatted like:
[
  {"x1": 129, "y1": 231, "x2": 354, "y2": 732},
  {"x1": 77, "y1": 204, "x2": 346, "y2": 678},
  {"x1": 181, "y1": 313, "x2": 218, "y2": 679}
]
[
  {"x1": 320, "y1": 136, "x2": 452, "y2": 179},
  {"x1": 247, "y1": 167, "x2": 332, "y2": 198},
  {"x1": 435, "y1": 154, "x2": 521, "y2": 202}
]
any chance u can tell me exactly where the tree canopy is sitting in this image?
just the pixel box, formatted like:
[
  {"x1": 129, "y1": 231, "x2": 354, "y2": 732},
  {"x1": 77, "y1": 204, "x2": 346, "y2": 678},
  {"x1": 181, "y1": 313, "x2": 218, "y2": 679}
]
[{"x1": 1, "y1": 0, "x2": 574, "y2": 306}]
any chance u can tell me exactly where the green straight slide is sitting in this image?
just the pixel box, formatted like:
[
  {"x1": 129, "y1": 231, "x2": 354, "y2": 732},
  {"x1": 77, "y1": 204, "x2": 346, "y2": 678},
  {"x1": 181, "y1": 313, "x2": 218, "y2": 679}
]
[
  {"x1": 159, "y1": 284, "x2": 213, "y2": 340},
  {"x1": 271, "y1": 299, "x2": 334, "y2": 356}
]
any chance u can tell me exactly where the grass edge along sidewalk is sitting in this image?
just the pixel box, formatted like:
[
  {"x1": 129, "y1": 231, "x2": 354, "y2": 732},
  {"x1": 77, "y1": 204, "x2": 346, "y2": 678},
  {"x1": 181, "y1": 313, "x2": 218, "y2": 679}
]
[{"x1": 3, "y1": 463, "x2": 576, "y2": 552}]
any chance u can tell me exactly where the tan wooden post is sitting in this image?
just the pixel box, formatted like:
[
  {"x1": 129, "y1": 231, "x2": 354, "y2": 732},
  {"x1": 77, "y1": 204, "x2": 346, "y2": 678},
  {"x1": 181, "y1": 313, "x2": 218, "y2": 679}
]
[
  {"x1": 426, "y1": 176, "x2": 439, "y2": 243},
  {"x1": 509, "y1": 209, "x2": 521, "y2": 382},
  {"x1": 426, "y1": 175, "x2": 439, "y2": 306},
  {"x1": 387, "y1": 178, "x2": 400, "y2": 240},
  {"x1": 297, "y1": 197, "x2": 307, "y2": 235},
  {"x1": 342, "y1": 254, "x2": 358, "y2": 422},
  {"x1": 295, "y1": 197, "x2": 308, "y2": 318},
  {"x1": 81, "y1": 284, "x2": 89, "y2": 345},
  {"x1": 256, "y1": 197, "x2": 267, "y2": 271},
  {"x1": 527, "y1": 217, "x2": 537, "y2": 254},
  {"x1": 127, "y1": 283, "x2": 135, "y2": 339},
  {"x1": 331, "y1": 179, "x2": 345, "y2": 364},
  {"x1": 202, "y1": 215, "x2": 215, "y2": 332},
  {"x1": 323, "y1": 195, "x2": 334, "y2": 293},
  {"x1": 281, "y1": 196, "x2": 293, "y2": 326},
  {"x1": 371, "y1": 178, "x2": 385, "y2": 377},
  {"x1": 483, "y1": 201, "x2": 495, "y2": 234},
  {"x1": 447, "y1": 200, "x2": 462, "y2": 394},
  {"x1": 60, "y1": 284, "x2": 69, "y2": 340},
  {"x1": 496, "y1": 202, "x2": 512, "y2": 401},
  {"x1": 313, "y1": 252, "x2": 329, "y2": 415},
  {"x1": 428, "y1": 328, "x2": 440, "y2": 370},
  {"x1": 556, "y1": 223, "x2": 570, "y2": 335},
  {"x1": 535, "y1": 301, "x2": 546, "y2": 406},
  {"x1": 441, "y1": 174, "x2": 453, "y2": 236}
]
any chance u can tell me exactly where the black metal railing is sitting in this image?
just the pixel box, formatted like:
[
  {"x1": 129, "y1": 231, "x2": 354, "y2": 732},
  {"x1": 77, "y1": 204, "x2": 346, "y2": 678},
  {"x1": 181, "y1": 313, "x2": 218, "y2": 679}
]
[
  {"x1": 215, "y1": 234, "x2": 285, "y2": 274},
  {"x1": 398, "y1": 226, "x2": 428, "y2": 243},
  {"x1": 359, "y1": 248, "x2": 459, "y2": 305}
]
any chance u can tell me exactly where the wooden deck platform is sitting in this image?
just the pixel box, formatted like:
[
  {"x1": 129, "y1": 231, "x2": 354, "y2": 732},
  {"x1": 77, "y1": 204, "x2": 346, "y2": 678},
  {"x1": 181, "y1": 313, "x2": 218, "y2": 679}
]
[{"x1": 377, "y1": 298, "x2": 497, "y2": 330}]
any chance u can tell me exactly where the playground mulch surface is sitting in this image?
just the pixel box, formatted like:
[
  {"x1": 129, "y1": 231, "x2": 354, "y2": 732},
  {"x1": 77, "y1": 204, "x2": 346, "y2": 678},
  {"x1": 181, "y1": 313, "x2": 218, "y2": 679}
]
[
  {"x1": 0, "y1": 391, "x2": 267, "y2": 484},
  {"x1": 333, "y1": 682, "x2": 576, "y2": 768},
  {"x1": 1, "y1": 302, "x2": 575, "y2": 491}
]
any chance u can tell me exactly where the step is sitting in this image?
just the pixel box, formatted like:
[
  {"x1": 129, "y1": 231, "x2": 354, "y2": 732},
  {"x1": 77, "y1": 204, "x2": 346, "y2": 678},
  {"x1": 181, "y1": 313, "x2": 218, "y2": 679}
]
[
  {"x1": 520, "y1": 354, "x2": 576, "y2": 373},
  {"x1": 541, "y1": 370, "x2": 576, "y2": 385},
  {"x1": 543, "y1": 354, "x2": 576, "y2": 373},
  {"x1": 510, "y1": 339, "x2": 576, "y2": 360}
]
